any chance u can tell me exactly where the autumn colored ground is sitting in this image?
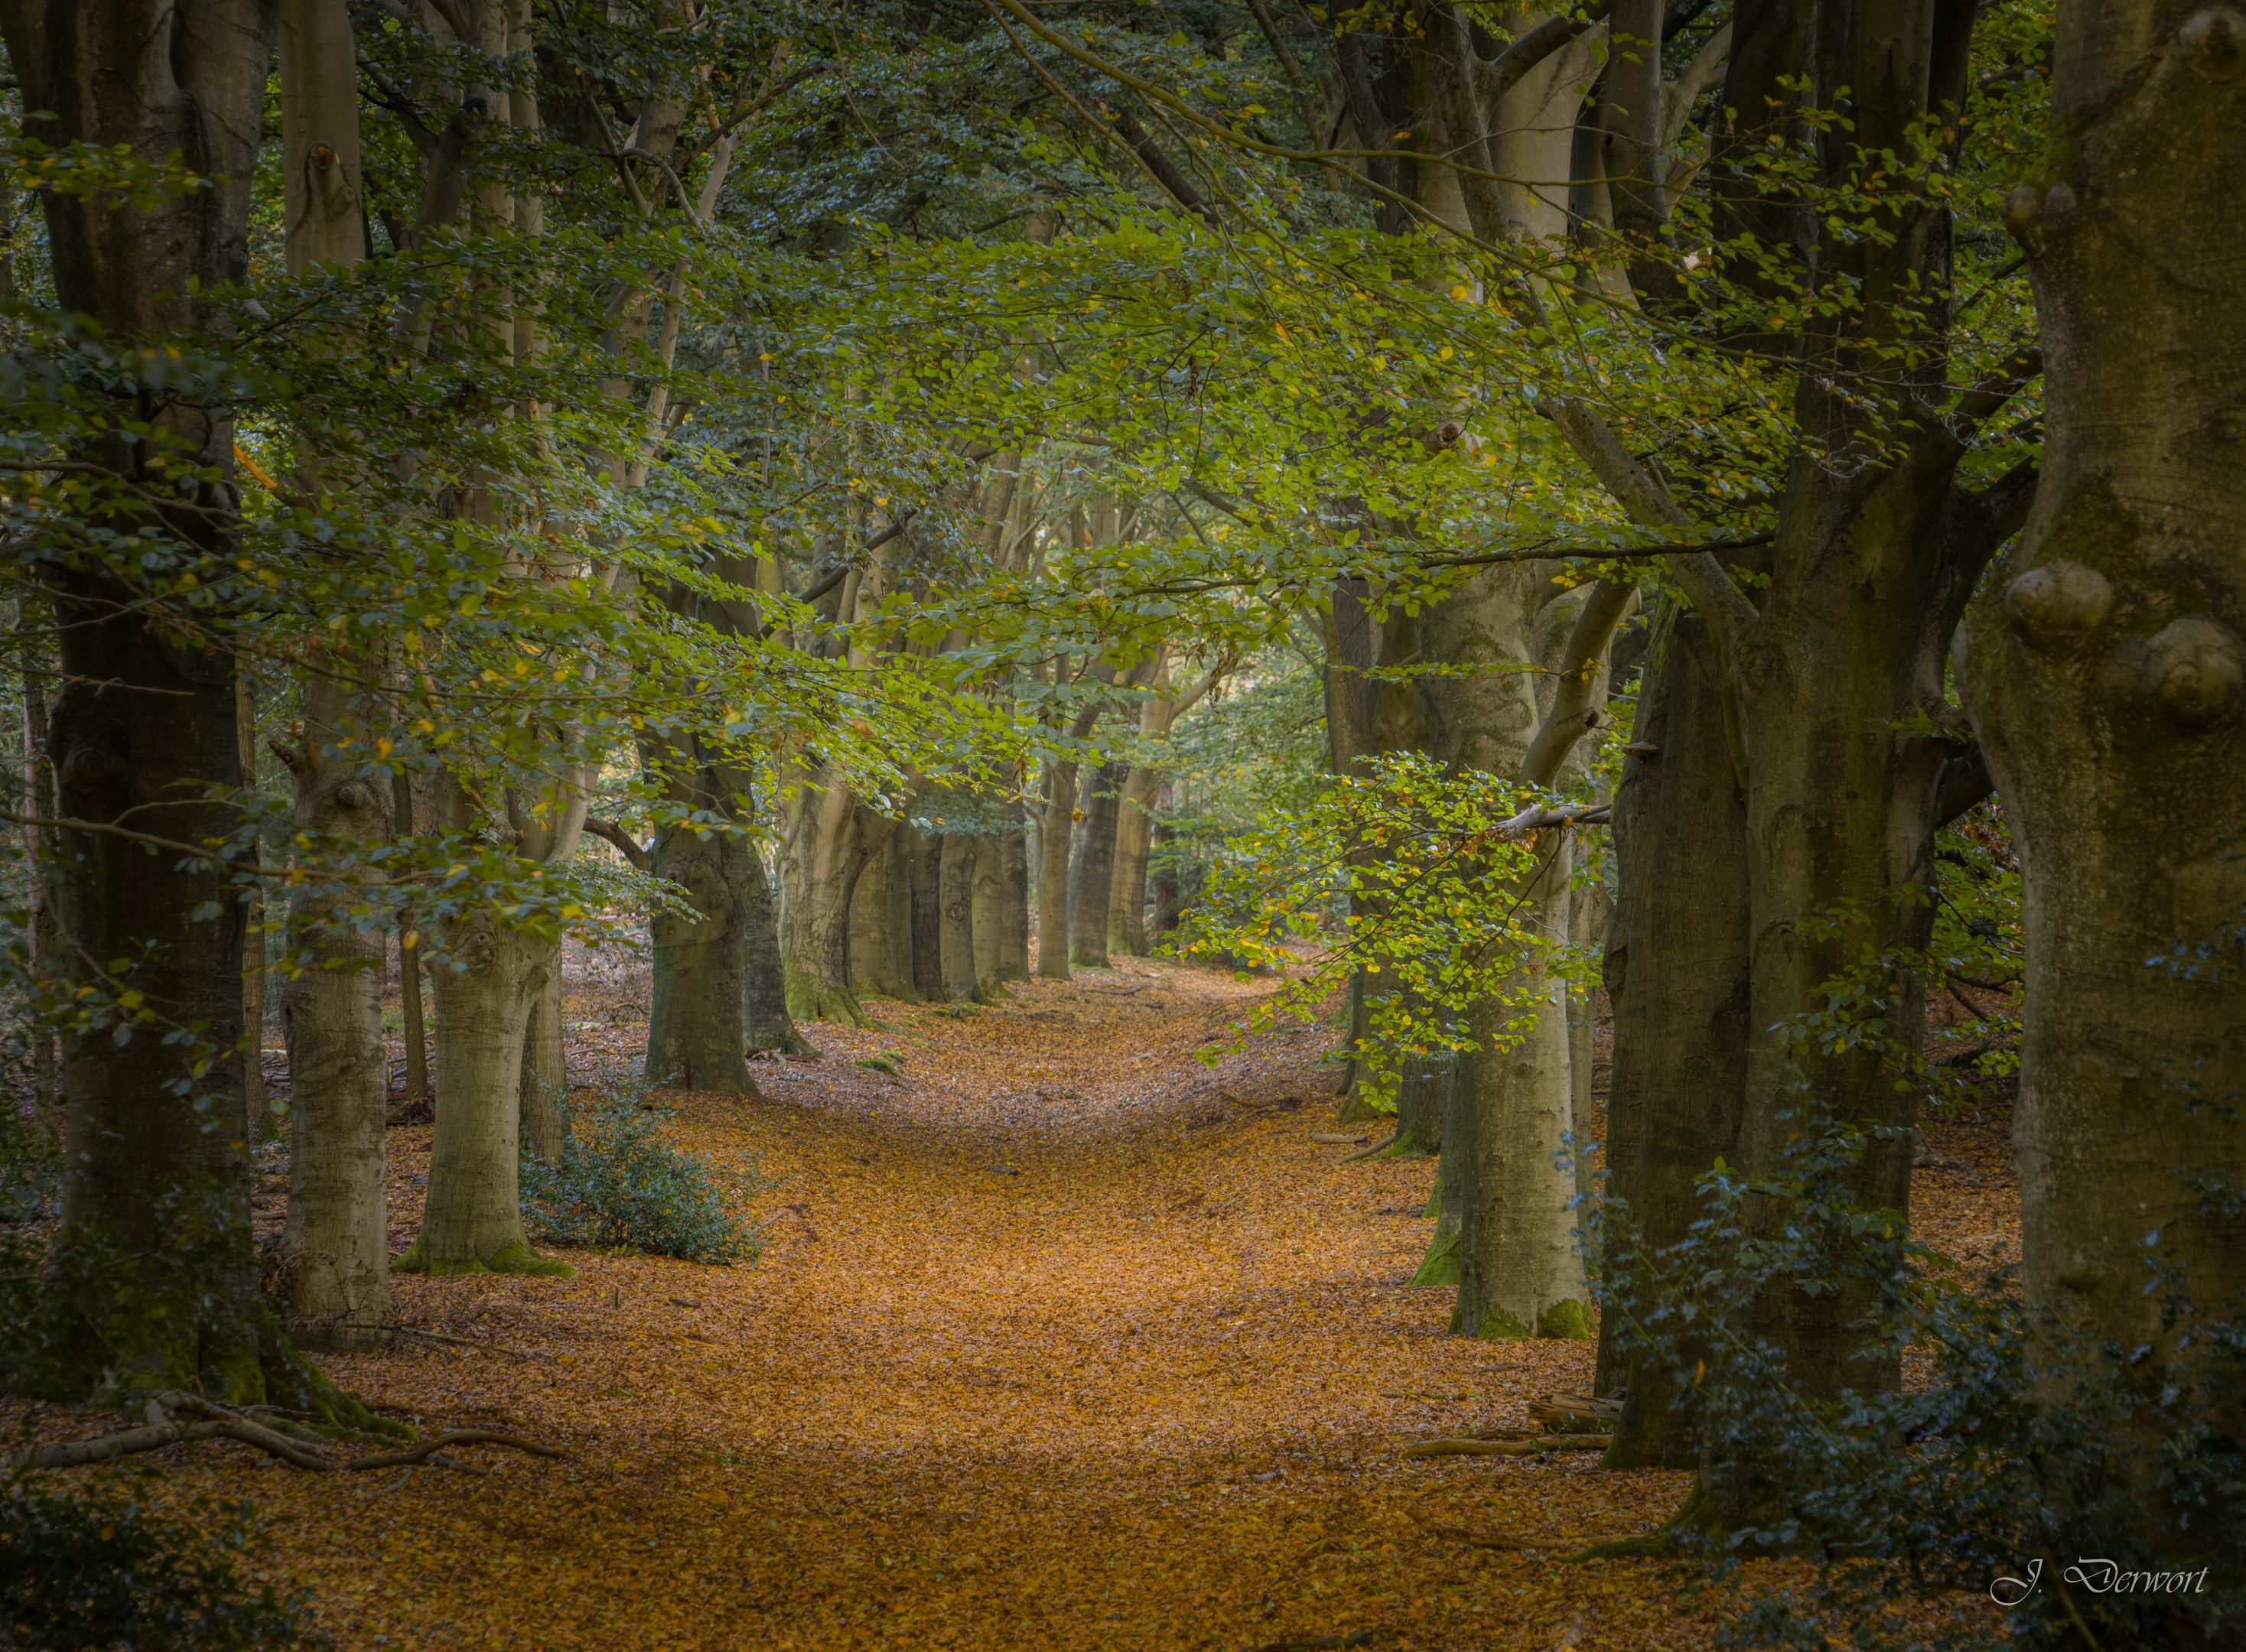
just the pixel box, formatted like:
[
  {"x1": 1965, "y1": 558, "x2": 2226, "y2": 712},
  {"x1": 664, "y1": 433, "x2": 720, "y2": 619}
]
[{"x1": 14, "y1": 953, "x2": 2018, "y2": 1650}]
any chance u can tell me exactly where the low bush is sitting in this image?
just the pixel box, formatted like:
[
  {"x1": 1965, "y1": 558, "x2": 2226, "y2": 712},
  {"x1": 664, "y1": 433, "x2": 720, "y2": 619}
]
[
  {"x1": 519, "y1": 1085, "x2": 763, "y2": 1264},
  {"x1": 0, "y1": 1470, "x2": 316, "y2": 1650}
]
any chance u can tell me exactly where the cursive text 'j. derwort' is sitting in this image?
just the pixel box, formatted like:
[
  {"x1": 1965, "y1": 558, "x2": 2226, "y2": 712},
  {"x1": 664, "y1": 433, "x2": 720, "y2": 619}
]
[{"x1": 2063, "y1": 1559, "x2": 2212, "y2": 1596}]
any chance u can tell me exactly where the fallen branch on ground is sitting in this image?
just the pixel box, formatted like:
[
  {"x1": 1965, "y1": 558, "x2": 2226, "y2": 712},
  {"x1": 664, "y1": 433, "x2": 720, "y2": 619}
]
[
  {"x1": 1342, "y1": 1133, "x2": 1399, "y2": 1162},
  {"x1": 12, "y1": 1392, "x2": 571, "y2": 1474},
  {"x1": 395, "y1": 1325, "x2": 554, "y2": 1363},
  {"x1": 1309, "y1": 1132, "x2": 1368, "y2": 1146},
  {"x1": 343, "y1": 1429, "x2": 571, "y2": 1470}
]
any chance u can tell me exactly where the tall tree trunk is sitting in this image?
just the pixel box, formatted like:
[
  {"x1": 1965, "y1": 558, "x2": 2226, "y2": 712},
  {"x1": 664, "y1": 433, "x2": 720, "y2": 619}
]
[
  {"x1": 1035, "y1": 759, "x2": 1079, "y2": 979},
  {"x1": 641, "y1": 743, "x2": 758, "y2": 1094},
  {"x1": 273, "y1": 672, "x2": 393, "y2": 1350},
  {"x1": 938, "y1": 832, "x2": 979, "y2": 1001},
  {"x1": 906, "y1": 824, "x2": 947, "y2": 1002},
  {"x1": 1958, "y1": 0, "x2": 2246, "y2": 1491},
  {"x1": 394, "y1": 769, "x2": 428, "y2": 1107},
  {"x1": 404, "y1": 912, "x2": 569, "y2": 1274},
  {"x1": 1593, "y1": 605, "x2": 1753, "y2": 1467},
  {"x1": 971, "y1": 834, "x2": 1007, "y2": 998},
  {"x1": 742, "y1": 837, "x2": 802, "y2": 1055},
  {"x1": 996, "y1": 812, "x2": 1030, "y2": 982},
  {"x1": 18, "y1": 608, "x2": 59, "y2": 1137},
  {"x1": 1108, "y1": 774, "x2": 1156, "y2": 958},
  {"x1": 884, "y1": 825, "x2": 919, "y2": 998},
  {"x1": 1448, "y1": 837, "x2": 1590, "y2": 1338},
  {"x1": 1411, "y1": 564, "x2": 1590, "y2": 1340},
  {"x1": 845, "y1": 831, "x2": 913, "y2": 1003},
  {"x1": 402, "y1": 767, "x2": 581, "y2": 1276},
  {"x1": 1069, "y1": 759, "x2": 1126, "y2": 968},
  {"x1": 1, "y1": 0, "x2": 278, "y2": 1399},
  {"x1": 781, "y1": 769, "x2": 881, "y2": 1026},
  {"x1": 519, "y1": 971, "x2": 569, "y2": 1146}
]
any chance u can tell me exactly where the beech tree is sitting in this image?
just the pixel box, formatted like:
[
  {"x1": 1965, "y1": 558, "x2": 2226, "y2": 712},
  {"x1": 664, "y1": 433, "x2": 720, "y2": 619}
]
[
  {"x1": 0, "y1": 0, "x2": 279, "y2": 1397},
  {"x1": 1958, "y1": 0, "x2": 2246, "y2": 1468}
]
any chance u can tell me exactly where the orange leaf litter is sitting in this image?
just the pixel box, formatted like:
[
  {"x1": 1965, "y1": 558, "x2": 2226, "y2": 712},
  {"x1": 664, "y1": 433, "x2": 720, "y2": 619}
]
[{"x1": 11, "y1": 954, "x2": 2016, "y2": 1650}]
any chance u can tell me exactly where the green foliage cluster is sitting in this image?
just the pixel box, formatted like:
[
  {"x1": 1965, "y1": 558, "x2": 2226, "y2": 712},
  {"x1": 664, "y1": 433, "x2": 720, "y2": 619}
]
[
  {"x1": 1172, "y1": 750, "x2": 1587, "y2": 1109},
  {"x1": 0, "y1": 1472, "x2": 315, "y2": 1650},
  {"x1": 1595, "y1": 1097, "x2": 2246, "y2": 1651},
  {"x1": 519, "y1": 1087, "x2": 768, "y2": 1266}
]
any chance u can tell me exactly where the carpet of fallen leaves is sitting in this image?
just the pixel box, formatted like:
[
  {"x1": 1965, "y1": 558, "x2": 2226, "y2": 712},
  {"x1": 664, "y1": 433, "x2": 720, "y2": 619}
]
[{"x1": 13, "y1": 949, "x2": 2020, "y2": 1650}]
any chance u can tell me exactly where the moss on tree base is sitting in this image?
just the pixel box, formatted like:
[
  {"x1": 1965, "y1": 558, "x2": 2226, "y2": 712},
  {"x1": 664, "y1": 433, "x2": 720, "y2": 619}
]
[
  {"x1": 393, "y1": 1237, "x2": 575, "y2": 1277},
  {"x1": 1410, "y1": 1228, "x2": 1461, "y2": 1287},
  {"x1": 1460, "y1": 1299, "x2": 1593, "y2": 1341}
]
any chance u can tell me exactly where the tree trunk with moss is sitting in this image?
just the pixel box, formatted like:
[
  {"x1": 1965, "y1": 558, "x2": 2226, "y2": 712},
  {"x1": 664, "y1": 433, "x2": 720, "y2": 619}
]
[
  {"x1": 1410, "y1": 564, "x2": 1592, "y2": 1341},
  {"x1": 847, "y1": 831, "x2": 911, "y2": 1003},
  {"x1": 1957, "y1": 0, "x2": 2246, "y2": 1490},
  {"x1": 400, "y1": 769, "x2": 580, "y2": 1277},
  {"x1": 274, "y1": 672, "x2": 394, "y2": 1351}
]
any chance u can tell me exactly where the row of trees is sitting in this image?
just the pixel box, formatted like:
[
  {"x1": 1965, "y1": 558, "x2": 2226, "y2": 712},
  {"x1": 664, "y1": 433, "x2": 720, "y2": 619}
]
[{"x1": 2, "y1": 1, "x2": 2239, "y2": 1628}]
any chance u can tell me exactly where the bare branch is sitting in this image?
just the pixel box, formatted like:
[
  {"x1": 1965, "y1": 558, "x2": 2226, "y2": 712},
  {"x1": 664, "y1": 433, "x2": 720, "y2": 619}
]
[
  {"x1": 1520, "y1": 579, "x2": 1641, "y2": 788},
  {"x1": 582, "y1": 818, "x2": 653, "y2": 872}
]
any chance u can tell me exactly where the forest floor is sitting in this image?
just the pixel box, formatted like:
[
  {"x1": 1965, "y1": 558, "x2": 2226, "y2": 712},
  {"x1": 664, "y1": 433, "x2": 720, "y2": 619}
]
[{"x1": 13, "y1": 951, "x2": 2019, "y2": 1650}]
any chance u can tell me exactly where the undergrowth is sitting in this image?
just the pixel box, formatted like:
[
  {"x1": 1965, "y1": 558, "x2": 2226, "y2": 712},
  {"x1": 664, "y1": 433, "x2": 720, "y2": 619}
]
[
  {"x1": 0, "y1": 1468, "x2": 318, "y2": 1650},
  {"x1": 519, "y1": 1085, "x2": 767, "y2": 1265}
]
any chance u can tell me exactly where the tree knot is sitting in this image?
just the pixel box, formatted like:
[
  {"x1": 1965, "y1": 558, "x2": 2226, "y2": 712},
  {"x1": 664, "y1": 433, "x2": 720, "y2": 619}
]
[
  {"x1": 2003, "y1": 561, "x2": 2112, "y2": 654},
  {"x1": 2180, "y1": 8, "x2": 2246, "y2": 79}
]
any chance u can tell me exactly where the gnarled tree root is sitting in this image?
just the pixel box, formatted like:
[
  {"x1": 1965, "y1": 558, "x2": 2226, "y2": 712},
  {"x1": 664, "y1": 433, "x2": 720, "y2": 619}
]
[{"x1": 12, "y1": 1391, "x2": 571, "y2": 1475}]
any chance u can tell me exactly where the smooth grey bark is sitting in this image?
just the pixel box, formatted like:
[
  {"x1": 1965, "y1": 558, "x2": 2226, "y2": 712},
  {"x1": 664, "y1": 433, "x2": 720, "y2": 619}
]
[
  {"x1": 1414, "y1": 564, "x2": 1591, "y2": 1341},
  {"x1": 938, "y1": 832, "x2": 979, "y2": 1001},
  {"x1": 780, "y1": 768, "x2": 885, "y2": 1026},
  {"x1": 400, "y1": 768, "x2": 581, "y2": 1277},
  {"x1": 885, "y1": 824, "x2": 920, "y2": 997},
  {"x1": 846, "y1": 830, "x2": 911, "y2": 1003},
  {"x1": 2, "y1": 0, "x2": 278, "y2": 1397},
  {"x1": 1108, "y1": 777, "x2": 1156, "y2": 957},
  {"x1": 519, "y1": 971, "x2": 568, "y2": 1146},
  {"x1": 1957, "y1": 2, "x2": 2246, "y2": 1485},
  {"x1": 971, "y1": 834, "x2": 1007, "y2": 998},
  {"x1": 273, "y1": 672, "x2": 392, "y2": 1351},
  {"x1": 1068, "y1": 760, "x2": 1126, "y2": 968},
  {"x1": 742, "y1": 839, "x2": 803, "y2": 1055}
]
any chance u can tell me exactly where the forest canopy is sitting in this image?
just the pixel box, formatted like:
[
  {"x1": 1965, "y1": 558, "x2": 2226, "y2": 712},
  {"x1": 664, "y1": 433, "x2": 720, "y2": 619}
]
[{"x1": 1, "y1": 0, "x2": 2241, "y2": 1647}]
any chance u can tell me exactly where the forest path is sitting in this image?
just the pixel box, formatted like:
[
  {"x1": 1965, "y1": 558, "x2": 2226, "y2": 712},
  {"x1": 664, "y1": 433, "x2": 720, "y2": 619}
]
[{"x1": 172, "y1": 954, "x2": 1994, "y2": 1649}]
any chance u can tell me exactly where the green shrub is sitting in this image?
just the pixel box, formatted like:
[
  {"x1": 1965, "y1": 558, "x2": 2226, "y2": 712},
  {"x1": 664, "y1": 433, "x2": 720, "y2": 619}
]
[
  {"x1": 519, "y1": 1086, "x2": 762, "y2": 1264},
  {"x1": 0, "y1": 1106, "x2": 60, "y2": 1228},
  {"x1": 0, "y1": 1470, "x2": 316, "y2": 1650}
]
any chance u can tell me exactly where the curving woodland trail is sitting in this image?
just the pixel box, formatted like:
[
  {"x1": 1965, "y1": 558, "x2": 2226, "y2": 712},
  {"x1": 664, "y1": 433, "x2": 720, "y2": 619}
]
[{"x1": 41, "y1": 956, "x2": 2015, "y2": 1650}]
